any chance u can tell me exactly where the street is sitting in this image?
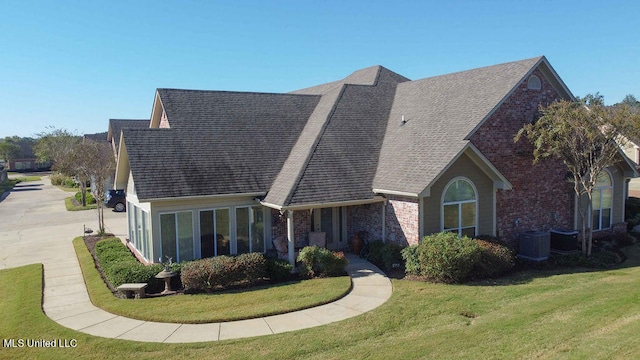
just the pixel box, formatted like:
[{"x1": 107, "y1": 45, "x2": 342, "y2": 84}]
[{"x1": 0, "y1": 175, "x2": 127, "y2": 270}]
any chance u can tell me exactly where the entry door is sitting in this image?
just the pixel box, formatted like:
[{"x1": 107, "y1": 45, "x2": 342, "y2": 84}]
[{"x1": 313, "y1": 207, "x2": 347, "y2": 250}]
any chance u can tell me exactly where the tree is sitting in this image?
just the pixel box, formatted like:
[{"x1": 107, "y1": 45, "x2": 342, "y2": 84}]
[
  {"x1": 33, "y1": 127, "x2": 81, "y2": 175},
  {"x1": 83, "y1": 140, "x2": 115, "y2": 234},
  {"x1": 621, "y1": 94, "x2": 640, "y2": 107},
  {"x1": 515, "y1": 94, "x2": 640, "y2": 256},
  {"x1": 0, "y1": 137, "x2": 21, "y2": 164}
]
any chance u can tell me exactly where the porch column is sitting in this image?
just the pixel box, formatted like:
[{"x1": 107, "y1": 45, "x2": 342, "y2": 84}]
[{"x1": 286, "y1": 210, "x2": 295, "y2": 266}]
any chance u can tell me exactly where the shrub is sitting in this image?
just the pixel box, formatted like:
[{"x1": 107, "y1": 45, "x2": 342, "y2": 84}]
[
  {"x1": 364, "y1": 240, "x2": 404, "y2": 270},
  {"x1": 473, "y1": 240, "x2": 515, "y2": 278},
  {"x1": 94, "y1": 238, "x2": 164, "y2": 291},
  {"x1": 74, "y1": 191, "x2": 96, "y2": 205},
  {"x1": 180, "y1": 258, "x2": 215, "y2": 292},
  {"x1": 297, "y1": 246, "x2": 348, "y2": 278},
  {"x1": 50, "y1": 173, "x2": 72, "y2": 186},
  {"x1": 266, "y1": 258, "x2": 292, "y2": 281},
  {"x1": 550, "y1": 250, "x2": 622, "y2": 268},
  {"x1": 235, "y1": 252, "x2": 267, "y2": 284},
  {"x1": 180, "y1": 253, "x2": 268, "y2": 292},
  {"x1": 366, "y1": 240, "x2": 385, "y2": 267},
  {"x1": 381, "y1": 242, "x2": 404, "y2": 270},
  {"x1": 416, "y1": 232, "x2": 481, "y2": 283},
  {"x1": 401, "y1": 245, "x2": 420, "y2": 275}
]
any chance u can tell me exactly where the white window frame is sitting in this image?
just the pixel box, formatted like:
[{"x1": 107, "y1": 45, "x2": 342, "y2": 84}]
[
  {"x1": 441, "y1": 177, "x2": 478, "y2": 237},
  {"x1": 159, "y1": 210, "x2": 195, "y2": 263},
  {"x1": 592, "y1": 170, "x2": 613, "y2": 232}
]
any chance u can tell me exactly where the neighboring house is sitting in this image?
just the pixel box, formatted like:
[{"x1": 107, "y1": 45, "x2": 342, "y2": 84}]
[
  {"x1": 113, "y1": 56, "x2": 638, "y2": 266},
  {"x1": 107, "y1": 119, "x2": 149, "y2": 160}
]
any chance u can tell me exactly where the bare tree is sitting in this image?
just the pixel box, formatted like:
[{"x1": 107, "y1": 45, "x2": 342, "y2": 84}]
[
  {"x1": 515, "y1": 94, "x2": 640, "y2": 255},
  {"x1": 86, "y1": 141, "x2": 116, "y2": 234}
]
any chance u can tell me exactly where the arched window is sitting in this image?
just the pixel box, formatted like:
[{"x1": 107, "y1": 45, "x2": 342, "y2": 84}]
[
  {"x1": 592, "y1": 170, "x2": 613, "y2": 231},
  {"x1": 527, "y1": 75, "x2": 541, "y2": 90},
  {"x1": 442, "y1": 178, "x2": 477, "y2": 237}
]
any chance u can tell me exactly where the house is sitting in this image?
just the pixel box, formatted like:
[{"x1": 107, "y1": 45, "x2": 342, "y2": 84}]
[
  {"x1": 107, "y1": 119, "x2": 149, "y2": 160},
  {"x1": 113, "y1": 56, "x2": 638, "y2": 266}
]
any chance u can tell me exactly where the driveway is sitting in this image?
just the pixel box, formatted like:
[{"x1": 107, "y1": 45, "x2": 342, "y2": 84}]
[{"x1": 0, "y1": 176, "x2": 127, "y2": 270}]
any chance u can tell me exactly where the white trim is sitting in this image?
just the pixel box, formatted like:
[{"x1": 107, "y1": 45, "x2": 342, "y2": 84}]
[
  {"x1": 262, "y1": 196, "x2": 385, "y2": 211},
  {"x1": 372, "y1": 189, "x2": 419, "y2": 198},
  {"x1": 492, "y1": 188, "x2": 497, "y2": 236},
  {"x1": 142, "y1": 192, "x2": 266, "y2": 203},
  {"x1": 158, "y1": 210, "x2": 195, "y2": 263},
  {"x1": 420, "y1": 143, "x2": 512, "y2": 198},
  {"x1": 440, "y1": 177, "x2": 479, "y2": 237}
]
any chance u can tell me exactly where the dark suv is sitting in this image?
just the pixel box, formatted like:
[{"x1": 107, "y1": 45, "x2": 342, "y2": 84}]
[{"x1": 105, "y1": 189, "x2": 126, "y2": 212}]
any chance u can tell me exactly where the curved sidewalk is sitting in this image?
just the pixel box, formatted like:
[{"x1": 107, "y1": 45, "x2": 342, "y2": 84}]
[{"x1": 43, "y1": 254, "x2": 392, "y2": 343}]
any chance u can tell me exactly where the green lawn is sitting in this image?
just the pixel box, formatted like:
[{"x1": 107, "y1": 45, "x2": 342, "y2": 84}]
[
  {"x1": 2, "y1": 246, "x2": 640, "y2": 359},
  {"x1": 73, "y1": 237, "x2": 351, "y2": 323}
]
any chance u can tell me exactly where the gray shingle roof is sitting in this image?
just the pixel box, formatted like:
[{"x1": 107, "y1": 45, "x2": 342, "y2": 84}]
[
  {"x1": 123, "y1": 91, "x2": 320, "y2": 200},
  {"x1": 373, "y1": 57, "x2": 543, "y2": 195},
  {"x1": 264, "y1": 66, "x2": 409, "y2": 207},
  {"x1": 108, "y1": 119, "x2": 149, "y2": 154},
  {"x1": 121, "y1": 57, "x2": 555, "y2": 205}
]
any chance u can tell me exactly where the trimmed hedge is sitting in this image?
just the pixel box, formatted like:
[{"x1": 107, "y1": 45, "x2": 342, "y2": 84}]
[
  {"x1": 180, "y1": 253, "x2": 268, "y2": 292},
  {"x1": 297, "y1": 246, "x2": 348, "y2": 278},
  {"x1": 401, "y1": 232, "x2": 515, "y2": 283},
  {"x1": 418, "y1": 232, "x2": 481, "y2": 283},
  {"x1": 94, "y1": 238, "x2": 166, "y2": 293},
  {"x1": 473, "y1": 239, "x2": 515, "y2": 278}
]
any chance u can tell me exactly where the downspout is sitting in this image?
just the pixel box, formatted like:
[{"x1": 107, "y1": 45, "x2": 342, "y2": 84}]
[
  {"x1": 381, "y1": 199, "x2": 387, "y2": 243},
  {"x1": 286, "y1": 210, "x2": 295, "y2": 267}
]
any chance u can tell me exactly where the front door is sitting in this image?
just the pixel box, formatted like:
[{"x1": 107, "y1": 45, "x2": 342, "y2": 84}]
[{"x1": 312, "y1": 207, "x2": 347, "y2": 250}]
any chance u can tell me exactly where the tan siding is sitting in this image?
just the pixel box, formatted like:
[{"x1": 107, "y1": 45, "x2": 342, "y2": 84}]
[{"x1": 423, "y1": 152, "x2": 494, "y2": 236}]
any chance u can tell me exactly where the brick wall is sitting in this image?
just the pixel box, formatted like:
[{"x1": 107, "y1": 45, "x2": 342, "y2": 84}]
[
  {"x1": 347, "y1": 203, "x2": 383, "y2": 242},
  {"x1": 270, "y1": 208, "x2": 311, "y2": 247},
  {"x1": 469, "y1": 68, "x2": 574, "y2": 246},
  {"x1": 385, "y1": 195, "x2": 420, "y2": 246}
]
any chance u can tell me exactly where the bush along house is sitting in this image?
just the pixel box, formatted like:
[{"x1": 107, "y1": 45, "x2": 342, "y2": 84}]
[{"x1": 112, "y1": 56, "x2": 638, "y2": 266}]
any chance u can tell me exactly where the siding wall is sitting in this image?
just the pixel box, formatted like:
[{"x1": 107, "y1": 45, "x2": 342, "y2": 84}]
[{"x1": 423, "y1": 152, "x2": 494, "y2": 237}]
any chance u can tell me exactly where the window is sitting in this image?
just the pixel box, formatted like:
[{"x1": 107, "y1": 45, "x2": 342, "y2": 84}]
[
  {"x1": 160, "y1": 211, "x2": 194, "y2": 263},
  {"x1": 442, "y1": 178, "x2": 477, "y2": 237},
  {"x1": 527, "y1": 75, "x2": 541, "y2": 90},
  {"x1": 592, "y1": 171, "x2": 613, "y2": 231}
]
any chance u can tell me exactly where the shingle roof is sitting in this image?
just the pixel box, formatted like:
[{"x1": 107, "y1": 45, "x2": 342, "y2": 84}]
[
  {"x1": 373, "y1": 57, "x2": 544, "y2": 195},
  {"x1": 108, "y1": 119, "x2": 148, "y2": 153},
  {"x1": 121, "y1": 56, "x2": 558, "y2": 205},
  {"x1": 264, "y1": 66, "x2": 409, "y2": 207},
  {"x1": 123, "y1": 91, "x2": 320, "y2": 200}
]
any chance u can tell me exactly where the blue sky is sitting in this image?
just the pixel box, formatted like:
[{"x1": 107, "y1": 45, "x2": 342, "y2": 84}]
[{"x1": 1, "y1": 0, "x2": 638, "y2": 138}]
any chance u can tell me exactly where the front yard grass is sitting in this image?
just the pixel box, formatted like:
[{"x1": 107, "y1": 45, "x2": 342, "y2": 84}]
[
  {"x1": 3, "y1": 244, "x2": 640, "y2": 359},
  {"x1": 73, "y1": 237, "x2": 351, "y2": 323}
]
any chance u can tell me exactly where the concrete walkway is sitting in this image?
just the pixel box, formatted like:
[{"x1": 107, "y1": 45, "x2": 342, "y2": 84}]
[
  {"x1": 43, "y1": 254, "x2": 392, "y2": 343},
  {"x1": 1, "y1": 176, "x2": 393, "y2": 343}
]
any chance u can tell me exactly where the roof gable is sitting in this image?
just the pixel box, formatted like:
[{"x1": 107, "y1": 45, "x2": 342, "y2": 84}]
[
  {"x1": 123, "y1": 92, "x2": 320, "y2": 200},
  {"x1": 373, "y1": 57, "x2": 554, "y2": 195}
]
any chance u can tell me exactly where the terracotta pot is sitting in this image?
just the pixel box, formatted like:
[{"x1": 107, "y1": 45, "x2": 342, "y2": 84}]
[{"x1": 351, "y1": 233, "x2": 363, "y2": 255}]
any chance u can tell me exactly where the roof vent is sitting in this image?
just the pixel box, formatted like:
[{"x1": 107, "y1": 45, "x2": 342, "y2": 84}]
[{"x1": 527, "y1": 75, "x2": 541, "y2": 90}]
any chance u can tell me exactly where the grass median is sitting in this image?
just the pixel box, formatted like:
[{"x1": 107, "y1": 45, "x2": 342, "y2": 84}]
[{"x1": 73, "y1": 237, "x2": 352, "y2": 323}]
